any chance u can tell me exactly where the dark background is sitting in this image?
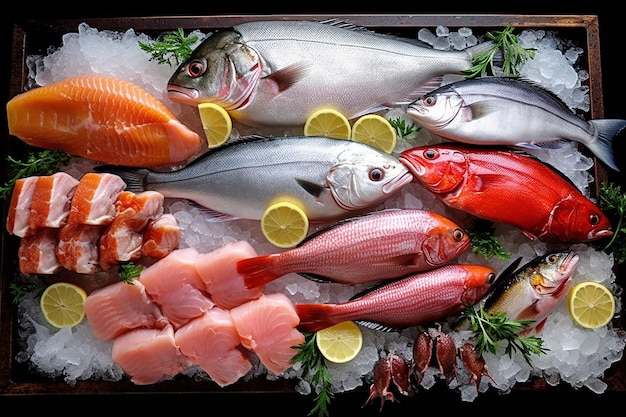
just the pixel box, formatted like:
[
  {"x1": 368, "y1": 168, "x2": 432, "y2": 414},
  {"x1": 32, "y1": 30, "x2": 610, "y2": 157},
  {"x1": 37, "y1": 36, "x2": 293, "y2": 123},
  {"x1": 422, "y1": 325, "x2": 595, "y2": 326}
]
[{"x1": 3, "y1": 4, "x2": 626, "y2": 414}]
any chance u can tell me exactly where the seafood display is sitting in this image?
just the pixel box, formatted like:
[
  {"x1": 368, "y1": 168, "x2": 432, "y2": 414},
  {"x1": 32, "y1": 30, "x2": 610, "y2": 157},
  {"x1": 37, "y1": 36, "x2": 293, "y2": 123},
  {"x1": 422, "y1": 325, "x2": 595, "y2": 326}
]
[{"x1": 3, "y1": 17, "x2": 626, "y2": 412}]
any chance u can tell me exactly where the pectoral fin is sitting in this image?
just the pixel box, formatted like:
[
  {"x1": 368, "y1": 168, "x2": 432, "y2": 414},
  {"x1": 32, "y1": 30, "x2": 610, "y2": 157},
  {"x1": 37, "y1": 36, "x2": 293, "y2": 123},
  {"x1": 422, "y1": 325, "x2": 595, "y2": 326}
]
[
  {"x1": 296, "y1": 179, "x2": 326, "y2": 198},
  {"x1": 264, "y1": 62, "x2": 310, "y2": 93}
]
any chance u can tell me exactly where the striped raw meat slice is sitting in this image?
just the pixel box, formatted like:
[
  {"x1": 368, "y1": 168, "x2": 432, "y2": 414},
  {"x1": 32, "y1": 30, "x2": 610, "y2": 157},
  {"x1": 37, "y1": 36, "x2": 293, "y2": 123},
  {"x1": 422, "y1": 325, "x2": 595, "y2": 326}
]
[
  {"x1": 56, "y1": 223, "x2": 103, "y2": 274},
  {"x1": 6, "y1": 176, "x2": 38, "y2": 237},
  {"x1": 230, "y1": 293, "x2": 305, "y2": 375},
  {"x1": 18, "y1": 228, "x2": 61, "y2": 274},
  {"x1": 29, "y1": 172, "x2": 79, "y2": 229},
  {"x1": 84, "y1": 280, "x2": 169, "y2": 341},
  {"x1": 141, "y1": 213, "x2": 181, "y2": 259},
  {"x1": 111, "y1": 324, "x2": 192, "y2": 385},
  {"x1": 68, "y1": 172, "x2": 126, "y2": 225},
  {"x1": 175, "y1": 307, "x2": 252, "y2": 387},
  {"x1": 140, "y1": 247, "x2": 214, "y2": 328},
  {"x1": 195, "y1": 241, "x2": 264, "y2": 310}
]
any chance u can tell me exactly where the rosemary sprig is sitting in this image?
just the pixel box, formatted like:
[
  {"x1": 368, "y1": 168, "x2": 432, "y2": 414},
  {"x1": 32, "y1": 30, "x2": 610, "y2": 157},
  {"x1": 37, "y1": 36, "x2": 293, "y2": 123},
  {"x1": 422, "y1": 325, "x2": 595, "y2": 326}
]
[
  {"x1": 388, "y1": 117, "x2": 420, "y2": 140},
  {"x1": 467, "y1": 220, "x2": 512, "y2": 260},
  {"x1": 463, "y1": 25, "x2": 535, "y2": 78},
  {"x1": 0, "y1": 149, "x2": 71, "y2": 200},
  {"x1": 599, "y1": 181, "x2": 626, "y2": 264},
  {"x1": 462, "y1": 305, "x2": 548, "y2": 366},
  {"x1": 138, "y1": 28, "x2": 198, "y2": 66},
  {"x1": 291, "y1": 332, "x2": 334, "y2": 417},
  {"x1": 119, "y1": 263, "x2": 144, "y2": 284}
]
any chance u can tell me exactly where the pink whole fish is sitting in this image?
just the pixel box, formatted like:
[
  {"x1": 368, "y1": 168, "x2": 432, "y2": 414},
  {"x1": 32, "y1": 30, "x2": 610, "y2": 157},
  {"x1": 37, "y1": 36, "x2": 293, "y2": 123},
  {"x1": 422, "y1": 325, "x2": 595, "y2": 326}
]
[
  {"x1": 295, "y1": 264, "x2": 496, "y2": 333},
  {"x1": 238, "y1": 209, "x2": 471, "y2": 288}
]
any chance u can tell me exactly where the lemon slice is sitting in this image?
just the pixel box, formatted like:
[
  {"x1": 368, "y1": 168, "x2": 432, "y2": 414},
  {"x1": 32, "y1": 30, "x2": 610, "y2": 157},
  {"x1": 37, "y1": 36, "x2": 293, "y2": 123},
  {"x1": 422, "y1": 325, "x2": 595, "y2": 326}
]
[
  {"x1": 261, "y1": 201, "x2": 309, "y2": 248},
  {"x1": 304, "y1": 108, "x2": 351, "y2": 140},
  {"x1": 316, "y1": 321, "x2": 363, "y2": 363},
  {"x1": 40, "y1": 282, "x2": 87, "y2": 328},
  {"x1": 198, "y1": 102, "x2": 232, "y2": 148},
  {"x1": 568, "y1": 281, "x2": 615, "y2": 329},
  {"x1": 350, "y1": 114, "x2": 397, "y2": 154}
]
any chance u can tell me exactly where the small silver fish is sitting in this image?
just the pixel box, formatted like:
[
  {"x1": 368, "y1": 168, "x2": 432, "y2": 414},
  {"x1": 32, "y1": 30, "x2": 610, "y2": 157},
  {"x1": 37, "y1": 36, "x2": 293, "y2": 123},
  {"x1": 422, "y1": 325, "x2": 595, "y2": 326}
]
[
  {"x1": 99, "y1": 136, "x2": 412, "y2": 222},
  {"x1": 167, "y1": 19, "x2": 495, "y2": 128},
  {"x1": 406, "y1": 76, "x2": 626, "y2": 171}
]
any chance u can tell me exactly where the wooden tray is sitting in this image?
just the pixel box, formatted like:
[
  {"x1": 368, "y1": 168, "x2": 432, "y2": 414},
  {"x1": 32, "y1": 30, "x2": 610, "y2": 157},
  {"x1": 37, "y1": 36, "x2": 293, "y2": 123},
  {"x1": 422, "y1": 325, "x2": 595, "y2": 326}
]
[{"x1": 2, "y1": 14, "x2": 623, "y2": 399}]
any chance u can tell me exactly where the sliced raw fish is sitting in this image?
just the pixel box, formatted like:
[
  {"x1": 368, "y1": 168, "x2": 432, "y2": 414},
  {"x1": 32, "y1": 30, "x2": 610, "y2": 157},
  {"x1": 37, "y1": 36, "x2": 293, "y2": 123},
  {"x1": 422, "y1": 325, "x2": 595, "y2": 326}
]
[
  {"x1": 68, "y1": 172, "x2": 126, "y2": 225},
  {"x1": 175, "y1": 307, "x2": 252, "y2": 387},
  {"x1": 29, "y1": 172, "x2": 79, "y2": 229},
  {"x1": 195, "y1": 241, "x2": 264, "y2": 310},
  {"x1": 6, "y1": 176, "x2": 38, "y2": 237},
  {"x1": 84, "y1": 280, "x2": 169, "y2": 341},
  {"x1": 140, "y1": 247, "x2": 214, "y2": 328},
  {"x1": 18, "y1": 228, "x2": 60, "y2": 274},
  {"x1": 141, "y1": 213, "x2": 181, "y2": 259},
  {"x1": 55, "y1": 223, "x2": 103, "y2": 274},
  {"x1": 111, "y1": 324, "x2": 192, "y2": 385},
  {"x1": 230, "y1": 293, "x2": 304, "y2": 375}
]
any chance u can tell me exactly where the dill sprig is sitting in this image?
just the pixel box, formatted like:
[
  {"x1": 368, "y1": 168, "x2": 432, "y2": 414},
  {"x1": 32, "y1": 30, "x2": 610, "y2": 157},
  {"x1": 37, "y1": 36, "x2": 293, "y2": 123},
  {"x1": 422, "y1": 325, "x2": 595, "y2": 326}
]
[
  {"x1": 291, "y1": 332, "x2": 334, "y2": 417},
  {"x1": 599, "y1": 181, "x2": 626, "y2": 264},
  {"x1": 9, "y1": 282, "x2": 39, "y2": 304},
  {"x1": 463, "y1": 25, "x2": 535, "y2": 78},
  {"x1": 462, "y1": 305, "x2": 548, "y2": 367},
  {"x1": 467, "y1": 220, "x2": 512, "y2": 260},
  {"x1": 388, "y1": 117, "x2": 420, "y2": 140},
  {"x1": 119, "y1": 263, "x2": 144, "y2": 284},
  {"x1": 0, "y1": 148, "x2": 72, "y2": 200},
  {"x1": 138, "y1": 28, "x2": 198, "y2": 66}
]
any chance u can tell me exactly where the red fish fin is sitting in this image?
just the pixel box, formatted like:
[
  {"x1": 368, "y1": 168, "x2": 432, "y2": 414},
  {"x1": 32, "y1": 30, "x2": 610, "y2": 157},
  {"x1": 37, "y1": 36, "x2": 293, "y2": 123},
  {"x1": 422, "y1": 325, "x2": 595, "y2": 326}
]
[
  {"x1": 236, "y1": 255, "x2": 281, "y2": 289},
  {"x1": 295, "y1": 304, "x2": 337, "y2": 333},
  {"x1": 533, "y1": 318, "x2": 548, "y2": 334},
  {"x1": 264, "y1": 62, "x2": 310, "y2": 93}
]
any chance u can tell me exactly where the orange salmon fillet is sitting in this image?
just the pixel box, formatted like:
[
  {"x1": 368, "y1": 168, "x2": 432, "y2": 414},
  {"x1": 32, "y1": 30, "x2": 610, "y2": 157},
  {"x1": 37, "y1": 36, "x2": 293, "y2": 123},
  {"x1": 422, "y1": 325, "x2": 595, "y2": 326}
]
[{"x1": 6, "y1": 74, "x2": 203, "y2": 167}]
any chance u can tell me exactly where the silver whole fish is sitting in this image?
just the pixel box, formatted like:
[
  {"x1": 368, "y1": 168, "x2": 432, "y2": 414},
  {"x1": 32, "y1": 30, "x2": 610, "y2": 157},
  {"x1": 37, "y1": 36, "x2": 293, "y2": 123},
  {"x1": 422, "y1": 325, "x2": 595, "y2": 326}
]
[
  {"x1": 166, "y1": 19, "x2": 495, "y2": 128},
  {"x1": 100, "y1": 136, "x2": 413, "y2": 222},
  {"x1": 406, "y1": 76, "x2": 626, "y2": 171}
]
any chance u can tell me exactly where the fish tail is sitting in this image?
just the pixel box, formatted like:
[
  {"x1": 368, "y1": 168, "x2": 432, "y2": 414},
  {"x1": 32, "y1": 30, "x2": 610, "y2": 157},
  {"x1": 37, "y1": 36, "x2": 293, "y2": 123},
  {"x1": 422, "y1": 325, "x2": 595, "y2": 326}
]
[
  {"x1": 95, "y1": 165, "x2": 150, "y2": 193},
  {"x1": 236, "y1": 255, "x2": 282, "y2": 288},
  {"x1": 589, "y1": 119, "x2": 626, "y2": 172},
  {"x1": 295, "y1": 304, "x2": 338, "y2": 333}
]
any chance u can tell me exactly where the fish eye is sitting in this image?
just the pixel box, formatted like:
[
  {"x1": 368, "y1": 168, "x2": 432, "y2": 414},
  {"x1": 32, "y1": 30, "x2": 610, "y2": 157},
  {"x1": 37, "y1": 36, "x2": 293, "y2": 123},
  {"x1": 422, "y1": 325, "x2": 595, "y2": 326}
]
[
  {"x1": 424, "y1": 149, "x2": 438, "y2": 159},
  {"x1": 187, "y1": 59, "x2": 206, "y2": 78},
  {"x1": 369, "y1": 168, "x2": 384, "y2": 182},
  {"x1": 453, "y1": 228, "x2": 465, "y2": 241},
  {"x1": 487, "y1": 272, "x2": 496, "y2": 284},
  {"x1": 547, "y1": 254, "x2": 558, "y2": 264},
  {"x1": 423, "y1": 96, "x2": 436, "y2": 106},
  {"x1": 589, "y1": 213, "x2": 600, "y2": 225}
]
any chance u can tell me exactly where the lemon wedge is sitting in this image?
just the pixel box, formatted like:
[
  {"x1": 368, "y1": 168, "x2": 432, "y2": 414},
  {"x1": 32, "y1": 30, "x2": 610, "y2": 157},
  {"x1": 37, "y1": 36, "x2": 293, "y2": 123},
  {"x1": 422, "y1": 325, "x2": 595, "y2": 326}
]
[
  {"x1": 350, "y1": 114, "x2": 397, "y2": 154},
  {"x1": 304, "y1": 108, "x2": 352, "y2": 140},
  {"x1": 198, "y1": 102, "x2": 232, "y2": 148},
  {"x1": 40, "y1": 282, "x2": 88, "y2": 328},
  {"x1": 568, "y1": 281, "x2": 615, "y2": 329},
  {"x1": 316, "y1": 321, "x2": 363, "y2": 363},
  {"x1": 261, "y1": 201, "x2": 309, "y2": 248}
]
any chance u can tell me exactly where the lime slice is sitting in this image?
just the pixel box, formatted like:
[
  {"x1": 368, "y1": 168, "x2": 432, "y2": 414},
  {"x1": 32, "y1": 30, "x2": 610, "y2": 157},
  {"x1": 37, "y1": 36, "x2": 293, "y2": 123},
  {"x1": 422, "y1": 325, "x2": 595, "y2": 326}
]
[
  {"x1": 40, "y1": 282, "x2": 87, "y2": 328},
  {"x1": 316, "y1": 321, "x2": 363, "y2": 363},
  {"x1": 568, "y1": 281, "x2": 615, "y2": 329},
  {"x1": 261, "y1": 201, "x2": 309, "y2": 248},
  {"x1": 304, "y1": 108, "x2": 351, "y2": 140},
  {"x1": 198, "y1": 102, "x2": 232, "y2": 148},
  {"x1": 351, "y1": 114, "x2": 397, "y2": 153}
]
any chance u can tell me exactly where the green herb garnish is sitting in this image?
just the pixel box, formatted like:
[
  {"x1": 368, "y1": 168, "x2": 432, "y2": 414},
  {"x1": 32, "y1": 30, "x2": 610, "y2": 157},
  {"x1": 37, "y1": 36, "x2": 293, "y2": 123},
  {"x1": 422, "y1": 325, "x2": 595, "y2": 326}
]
[
  {"x1": 119, "y1": 263, "x2": 144, "y2": 284},
  {"x1": 291, "y1": 332, "x2": 334, "y2": 417},
  {"x1": 9, "y1": 282, "x2": 37, "y2": 304},
  {"x1": 467, "y1": 220, "x2": 511, "y2": 260},
  {"x1": 462, "y1": 305, "x2": 547, "y2": 366},
  {"x1": 138, "y1": 28, "x2": 198, "y2": 66},
  {"x1": 463, "y1": 26, "x2": 535, "y2": 78},
  {"x1": 388, "y1": 117, "x2": 420, "y2": 140},
  {"x1": 599, "y1": 181, "x2": 626, "y2": 264},
  {"x1": 0, "y1": 149, "x2": 72, "y2": 200}
]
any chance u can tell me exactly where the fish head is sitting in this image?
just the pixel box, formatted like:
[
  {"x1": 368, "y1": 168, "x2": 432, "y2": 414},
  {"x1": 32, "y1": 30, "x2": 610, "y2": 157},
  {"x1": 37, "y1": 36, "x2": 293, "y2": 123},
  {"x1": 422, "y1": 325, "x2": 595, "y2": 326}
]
[
  {"x1": 529, "y1": 251, "x2": 579, "y2": 299},
  {"x1": 326, "y1": 149, "x2": 413, "y2": 211},
  {"x1": 167, "y1": 30, "x2": 263, "y2": 110},
  {"x1": 422, "y1": 216, "x2": 471, "y2": 266},
  {"x1": 547, "y1": 196, "x2": 613, "y2": 242},
  {"x1": 399, "y1": 146, "x2": 467, "y2": 193},
  {"x1": 407, "y1": 91, "x2": 464, "y2": 132},
  {"x1": 460, "y1": 265, "x2": 497, "y2": 307}
]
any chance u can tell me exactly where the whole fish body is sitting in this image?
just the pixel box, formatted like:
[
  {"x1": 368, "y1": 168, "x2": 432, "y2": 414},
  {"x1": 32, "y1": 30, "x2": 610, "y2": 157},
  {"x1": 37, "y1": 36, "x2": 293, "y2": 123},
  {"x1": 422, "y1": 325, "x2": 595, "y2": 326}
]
[
  {"x1": 295, "y1": 264, "x2": 496, "y2": 333},
  {"x1": 406, "y1": 76, "x2": 626, "y2": 171},
  {"x1": 166, "y1": 19, "x2": 496, "y2": 128},
  {"x1": 237, "y1": 208, "x2": 471, "y2": 288},
  {"x1": 481, "y1": 250, "x2": 579, "y2": 334},
  {"x1": 100, "y1": 136, "x2": 412, "y2": 222},
  {"x1": 399, "y1": 144, "x2": 613, "y2": 243}
]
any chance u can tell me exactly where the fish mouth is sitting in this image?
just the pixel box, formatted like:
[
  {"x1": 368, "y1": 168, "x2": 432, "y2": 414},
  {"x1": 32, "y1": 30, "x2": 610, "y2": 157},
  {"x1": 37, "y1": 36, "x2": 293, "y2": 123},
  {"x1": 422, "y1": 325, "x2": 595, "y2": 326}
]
[
  {"x1": 589, "y1": 228, "x2": 614, "y2": 241},
  {"x1": 399, "y1": 156, "x2": 426, "y2": 177},
  {"x1": 167, "y1": 85, "x2": 200, "y2": 105},
  {"x1": 383, "y1": 171, "x2": 414, "y2": 194}
]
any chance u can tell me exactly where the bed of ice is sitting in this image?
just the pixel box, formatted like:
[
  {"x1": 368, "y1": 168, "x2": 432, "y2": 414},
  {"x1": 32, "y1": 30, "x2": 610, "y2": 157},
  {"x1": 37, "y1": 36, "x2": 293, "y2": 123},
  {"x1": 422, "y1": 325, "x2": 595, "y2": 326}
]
[{"x1": 13, "y1": 22, "x2": 626, "y2": 402}]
